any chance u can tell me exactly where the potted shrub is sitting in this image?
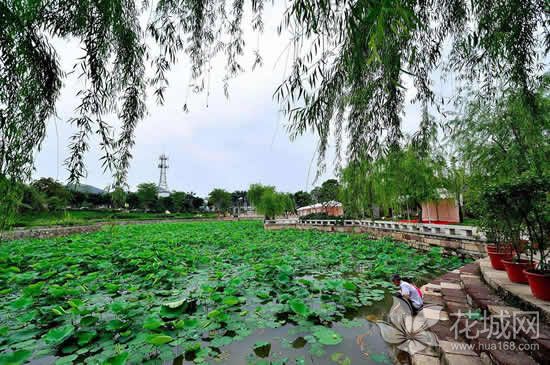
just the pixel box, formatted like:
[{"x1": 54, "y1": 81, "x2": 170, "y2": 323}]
[
  {"x1": 519, "y1": 175, "x2": 550, "y2": 300},
  {"x1": 478, "y1": 187, "x2": 513, "y2": 270},
  {"x1": 491, "y1": 179, "x2": 536, "y2": 283}
]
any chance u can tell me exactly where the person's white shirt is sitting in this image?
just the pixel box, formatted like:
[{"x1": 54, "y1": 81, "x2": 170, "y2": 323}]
[{"x1": 400, "y1": 281, "x2": 423, "y2": 309}]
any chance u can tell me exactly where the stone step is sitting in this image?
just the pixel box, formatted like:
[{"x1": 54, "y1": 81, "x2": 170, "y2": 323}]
[{"x1": 417, "y1": 261, "x2": 546, "y2": 365}]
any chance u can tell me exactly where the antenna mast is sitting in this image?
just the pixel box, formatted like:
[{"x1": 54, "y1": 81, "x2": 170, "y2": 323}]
[{"x1": 157, "y1": 154, "x2": 169, "y2": 197}]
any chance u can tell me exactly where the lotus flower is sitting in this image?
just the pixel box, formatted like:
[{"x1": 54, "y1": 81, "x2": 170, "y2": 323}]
[{"x1": 376, "y1": 297, "x2": 442, "y2": 355}]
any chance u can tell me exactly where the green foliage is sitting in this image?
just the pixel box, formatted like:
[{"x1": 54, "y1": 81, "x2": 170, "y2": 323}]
[
  {"x1": 1, "y1": 0, "x2": 547, "y2": 234},
  {"x1": 249, "y1": 184, "x2": 295, "y2": 219},
  {"x1": 136, "y1": 183, "x2": 159, "y2": 211},
  {"x1": 11, "y1": 209, "x2": 216, "y2": 228},
  {"x1": 450, "y1": 79, "x2": 549, "y2": 268},
  {"x1": 18, "y1": 184, "x2": 47, "y2": 213},
  {"x1": 0, "y1": 176, "x2": 22, "y2": 230},
  {"x1": 317, "y1": 179, "x2": 341, "y2": 203},
  {"x1": 256, "y1": 189, "x2": 284, "y2": 219},
  {"x1": 31, "y1": 178, "x2": 70, "y2": 211},
  {"x1": 479, "y1": 175, "x2": 549, "y2": 269},
  {"x1": 312, "y1": 327, "x2": 343, "y2": 345},
  {"x1": 208, "y1": 188, "x2": 232, "y2": 213},
  {"x1": 110, "y1": 187, "x2": 127, "y2": 209},
  {"x1": 247, "y1": 184, "x2": 274, "y2": 207},
  {"x1": 339, "y1": 143, "x2": 443, "y2": 220},
  {"x1": 0, "y1": 221, "x2": 463, "y2": 363},
  {"x1": 293, "y1": 191, "x2": 312, "y2": 208}
]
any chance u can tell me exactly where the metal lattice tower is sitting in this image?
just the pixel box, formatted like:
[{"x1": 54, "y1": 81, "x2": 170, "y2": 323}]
[{"x1": 157, "y1": 154, "x2": 169, "y2": 196}]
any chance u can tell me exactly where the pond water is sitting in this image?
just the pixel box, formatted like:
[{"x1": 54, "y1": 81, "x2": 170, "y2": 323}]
[
  {"x1": 4, "y1": 221, "x2": 463, "y2": 365},
  {"x1": 167, "y1": 294, "x2": 405, "y2": 365}
]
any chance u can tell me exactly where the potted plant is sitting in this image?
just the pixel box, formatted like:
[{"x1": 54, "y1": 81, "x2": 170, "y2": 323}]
[
  {"x1": 478, "y1": 187, "x2": 513, "y2": 270},
  {"x1": 519, "y1": 175, "x2": 550, "y2": 300},
  {"x1": 491, "y1": 179, "x2": 536, "y2": 283}
]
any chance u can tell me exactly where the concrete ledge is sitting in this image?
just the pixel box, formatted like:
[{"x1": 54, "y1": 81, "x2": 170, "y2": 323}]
[{"x1": 479, "y1": 258, "x2": 550, "y2": 322}]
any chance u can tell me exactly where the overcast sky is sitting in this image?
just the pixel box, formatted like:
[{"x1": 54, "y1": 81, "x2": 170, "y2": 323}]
[{"x1": 32, "y1": 2, "x2": 440, "y2": 197}]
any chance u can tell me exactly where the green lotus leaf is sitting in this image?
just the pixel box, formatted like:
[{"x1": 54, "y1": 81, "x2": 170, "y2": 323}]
[
  {"x1": 0, "y1": 350, "x2": 32, "y2": 365},
  {"x1": 9, "y1": 296, "x2": 33, "y2": 310},
  {"x1": 80, "y1": 315, "x2": 98, "y2": 327},
  {"x1": 289, "y1": 298, "x2": 309, "y2": 317},
  {"x1": 103, "y1": 352, "x2": 129, "y2": 365},
  {"x1": 222, "y1": 296, "x2": 240, "y2": 306},
  {"x1": 16, "y1": 309, "x2": 38, "y2": 323},
  {"x1": 342, "y1": 281, "x2": 357, "y2": 291},
  {"x1": 160, "y1": 305, "x2": 184, "y2": 319},
  {"x1": 143, "y1": 316, "x2": 164, "y2": 330},
  {"x1": 54, "y1": 354, "x2": 78, "y2": 365},
  {"x1": 106, "y1": 319, "x2": 126, "y2": 331},
  {"x1": 146, "y1": 334, "x2": 173, "y2": 345},
  {"x1": 163, "y1": 299, "x2": 187, "y2": 308},
  {"x1": 44, "y1": 324, "x2": 75, "y2": 345},
  {"x1": 23, "y1": 281, "x2": 45, "y2": 296},
  {"x1": 211, "y1": 336, "x2": 233, "y2": 347},
  {"x1": 312, "y1": 327, "x2": 343, "y2": 345},
  {"x1": 76, "y1": 330, "x2": 97, "y2": 346}
]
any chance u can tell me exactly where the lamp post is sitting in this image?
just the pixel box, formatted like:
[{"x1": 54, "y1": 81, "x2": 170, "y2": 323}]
[{"x1": 237, "y1": 197, "x2": 243, "y2": 220}]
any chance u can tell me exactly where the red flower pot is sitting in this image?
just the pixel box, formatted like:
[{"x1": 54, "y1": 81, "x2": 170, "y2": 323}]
[
  {"x1": 502, "y1": 259, "x2": 535, "y2": 283},
  {"x1": 485, "y1": 244, "x2": 512, "y2": 254},
  {"x1": 524, "y1": 269, "x2": 550, "y2": 301},
  {"x1": 487, "y1": 251, "x2": 514, "y2": 270}
]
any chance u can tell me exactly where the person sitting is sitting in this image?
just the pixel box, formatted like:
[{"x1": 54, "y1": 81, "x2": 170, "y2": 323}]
[{"x1": 391, "y1": 274, "x2": 424, "y2": 315}]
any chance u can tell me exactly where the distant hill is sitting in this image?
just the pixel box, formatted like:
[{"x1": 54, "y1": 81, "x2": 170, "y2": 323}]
[{"x1": 66, "y1": 183, "x2": 105, "y2": 195}]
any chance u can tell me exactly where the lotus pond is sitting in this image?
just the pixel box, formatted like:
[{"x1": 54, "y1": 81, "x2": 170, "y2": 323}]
[{"x1": 0, "y1": 220, "x2": 464, "y2": 365}]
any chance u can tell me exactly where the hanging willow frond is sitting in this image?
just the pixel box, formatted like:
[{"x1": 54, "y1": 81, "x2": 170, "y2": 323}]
[{"x1": 0, "y1": 0, "x2": 547, "y2": 189}]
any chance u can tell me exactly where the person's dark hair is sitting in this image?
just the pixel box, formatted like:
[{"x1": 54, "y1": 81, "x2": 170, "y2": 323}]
[{"x1": 391, "y1": 274, "x2": 401, "y2": 282}]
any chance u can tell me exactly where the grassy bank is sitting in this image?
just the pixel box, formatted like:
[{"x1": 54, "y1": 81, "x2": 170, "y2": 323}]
[{"x1": 12, "y1": 210, "x2": 218, "y2": 228}]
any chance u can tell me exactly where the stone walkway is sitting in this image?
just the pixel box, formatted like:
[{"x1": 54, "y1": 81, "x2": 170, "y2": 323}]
[{"x1": 411, "y1": 262, "x2": 549, "y2": 364}]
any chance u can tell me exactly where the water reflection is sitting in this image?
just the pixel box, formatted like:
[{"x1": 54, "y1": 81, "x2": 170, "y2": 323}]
[{"x1": 166, "y1": 293, "x2": 400, "y2": 365}]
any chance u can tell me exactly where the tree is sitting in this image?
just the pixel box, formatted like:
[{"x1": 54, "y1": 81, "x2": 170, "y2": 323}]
[
  {"x1": 1, "y1": 1, "x2": 546, "y2": 229},
  {"x1": 159, "y1": 195, "x2": 175, "y2": 212},
  {"x1": 111, "y1": 187, "x2": 127, "y2": 209},
  {"x1": 317, "y1": 179, "x2": 341, "y2": 203},
  {"x1": 136, "y1": 183, "x2": 159, "y2": 211},
  {"x1": 191, "y1": 196, "x2": 204, "y2": 210},
  {"x1": 31, "y1": 177, "x2": 70, "y2": 211},
  {"x1": 126, "y1": 192, "x2": 140, "y2": 209},
  {"x1": 69, "y1": 190, "x2": 89, "y2": 208},
  {"x1": 442, "y1": 156, "x2": 467, "y2": 223},
  {"x1": 255, "y1": 190, "x2": 285, "y2": 220},
  {"x1": 339, "y1": 139, "x2": 443, "y2": 221},
  {"x1": 294, "y1": 191, "x2": 312, "y2": 208},
  {"x1": 87, "y1": 193, "x2": 111, "y2": 207},
  {"x1": 208, "y1": 189, "x2": 232, "y2": 214},
  {"x1": 32, "y1": 178, "x2": 69, "y2": 200},
  {"x1": 281, "y1": 193, "x2": 296, "y2": 216},
  {"x1": 19, "y1": 183, "x2": 47, "y2": 212},
  {"x1": 171, "y1": 192, "x2": 187, "y2": 213},
  {"x1": 247, "y1": 184, "x2": 274, "y2": 208},
  {"x1": 339, "y1": 159, "x2": 376, "y2": 219},
  {"x1": 448, "y1": 77, "x2": 549, "y2": 218},
  {"x1": 310, "y1": 187, "x2": 322, "y2": 204}
]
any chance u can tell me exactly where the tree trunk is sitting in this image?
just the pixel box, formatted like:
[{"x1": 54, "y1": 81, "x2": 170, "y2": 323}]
[
  {"x1": 417, "y1": 204, "x2": 423, "y2": 223},
  {"x1": 457, "y1": 193, "x2": 464, "y2": 223}
]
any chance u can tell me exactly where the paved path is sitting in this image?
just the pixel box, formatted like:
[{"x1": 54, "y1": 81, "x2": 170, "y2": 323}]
[{"x1": 411, "y1": 262, "x2": 548, "y2": 364}]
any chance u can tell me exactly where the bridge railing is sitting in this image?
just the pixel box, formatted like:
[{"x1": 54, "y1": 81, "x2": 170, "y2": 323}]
[{"x1": 265, "y1": 218, "x2": 482, "y2": 240}]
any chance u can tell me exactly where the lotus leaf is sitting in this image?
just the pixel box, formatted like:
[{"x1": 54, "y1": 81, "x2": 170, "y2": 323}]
[
  {"x1": 43, "y1": 324, "x2": 74, "y2": 345},
  {"x1": 312, "y1": 327, "x2": 343, "y2": 345}
]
